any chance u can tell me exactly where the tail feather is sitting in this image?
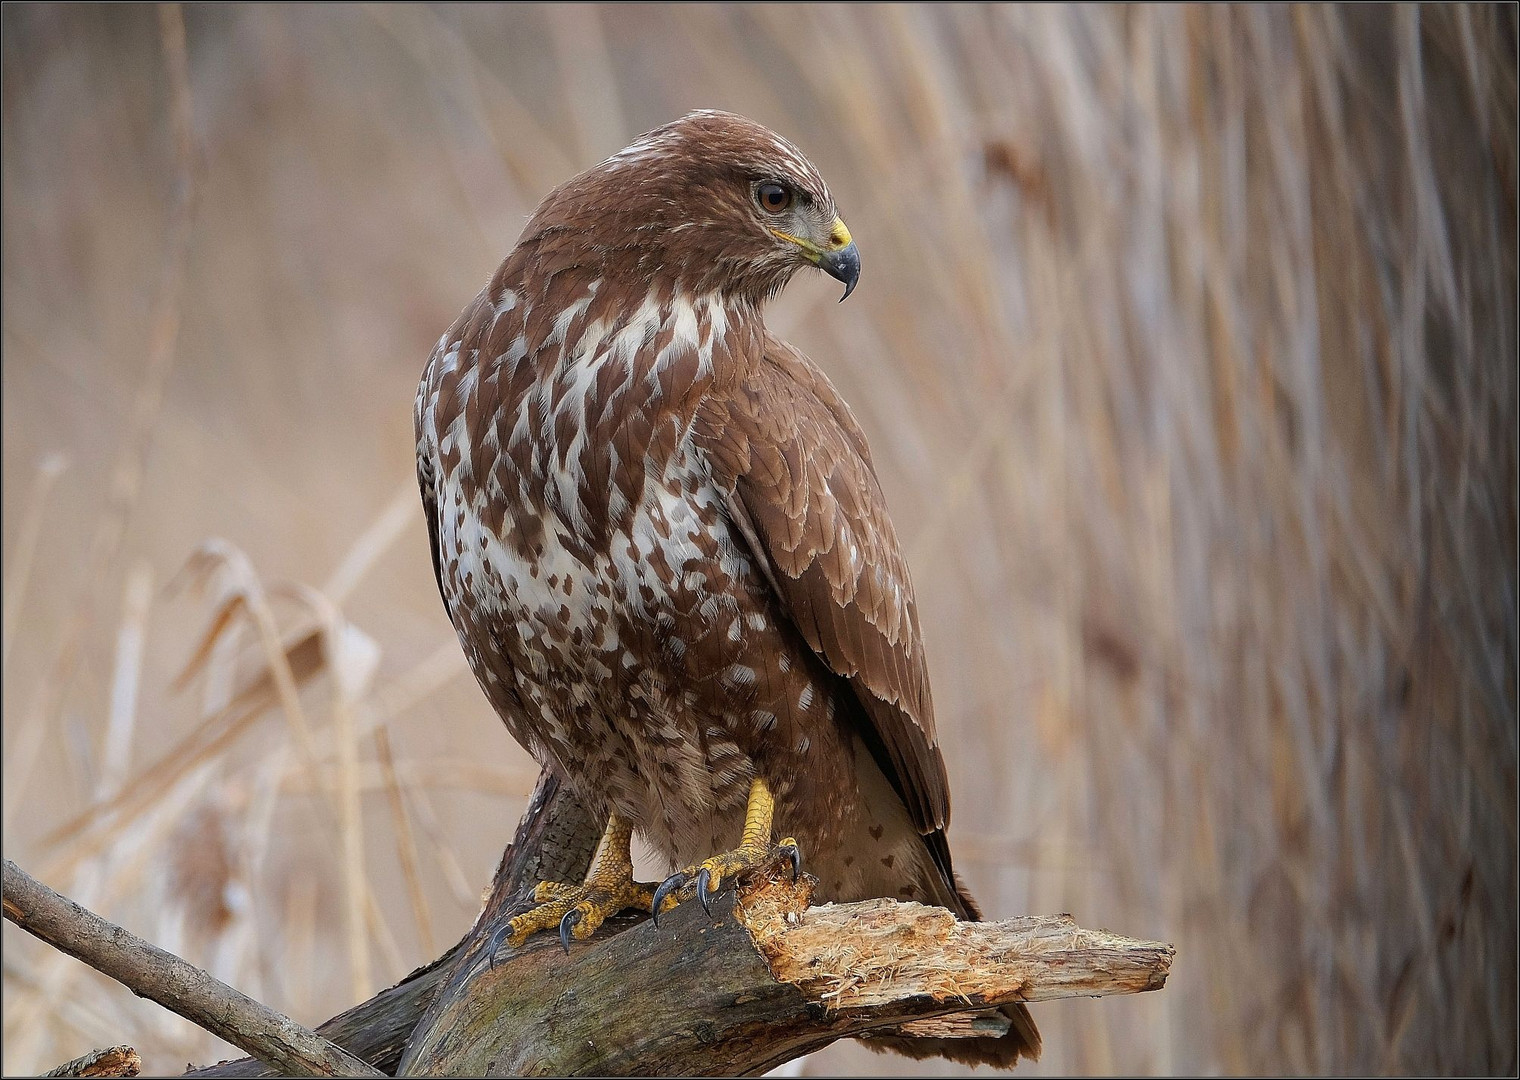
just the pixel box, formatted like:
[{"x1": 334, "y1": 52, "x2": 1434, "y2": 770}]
[
  {"x1": 861, "y1": 840, "x2": 1042, "y2": 1069},
  {"x1": 845, "y1": 749, "x2": 1041, "y2": 1068},
  {"x1": 858, "y1": 1004, "x2": 1041, "y2": 1069}
]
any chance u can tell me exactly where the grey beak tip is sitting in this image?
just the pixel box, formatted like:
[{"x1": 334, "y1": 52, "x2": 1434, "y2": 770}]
[{"x1": 819, "y1": 241, "x2": 861, "y2": 302}]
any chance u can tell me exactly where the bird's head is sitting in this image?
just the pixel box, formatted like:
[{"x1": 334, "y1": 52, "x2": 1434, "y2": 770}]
[{"x1": 522, "y1": 110, "x2": 860, "y2": 303}]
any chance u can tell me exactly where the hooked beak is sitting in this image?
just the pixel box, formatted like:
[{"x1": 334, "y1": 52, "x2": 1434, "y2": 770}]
[
  {"x1": 818, "y1": 240, "x2": 861, "y2": 301},
  {"x1": 770, "y1": 217, "x2": 861, "y2": 301}
]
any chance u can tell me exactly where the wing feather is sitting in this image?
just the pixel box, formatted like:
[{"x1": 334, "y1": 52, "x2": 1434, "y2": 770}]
[
  {"x1": 414, "y1": 366, "x2": 450, "y2": 614},
  {"x1": 417, "y1": 454, "x2": 447, "y2": 609},
  {"x1": 694, "y1": 338, "x2": 949, "y2": 836}
]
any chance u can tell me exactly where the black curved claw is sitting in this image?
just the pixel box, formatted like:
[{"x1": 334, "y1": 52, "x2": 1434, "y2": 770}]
[
  {"x1": 559, "y1": 907, "x2": 582, "y2": 954},
  {"x1": 696, "y1": 867, "x2": 717, "y2": 917},
  {"x1": 781, "y1": 843, "x2": 802, "y2": 882},
  {"x1": 486, "y1": 923, "x2": 511, "y2": 970},
  {"x1": 650, "y1": 872, "x2": 687, "y2": 928}
]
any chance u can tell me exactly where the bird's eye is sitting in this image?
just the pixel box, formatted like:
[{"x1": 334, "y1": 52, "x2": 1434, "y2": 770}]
[{"x1": 756, "y1": 182, "x2": 793, "y2": 214}]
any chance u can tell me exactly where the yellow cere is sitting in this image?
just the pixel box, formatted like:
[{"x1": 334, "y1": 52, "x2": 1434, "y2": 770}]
[
  {"x1": 768, "y1": 218, "x2": 852, "y2": 264},
  {"x1": 768, "y1": 227, "x2": 822, "y2": 263}
]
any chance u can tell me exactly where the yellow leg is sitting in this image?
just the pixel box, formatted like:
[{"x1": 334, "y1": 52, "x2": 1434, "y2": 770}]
[
  {"x1": 496, "y1": 815, "x2": 659, "y2": 955},
  {"x1": 650, "y1": 777, "x2": 802, "y2": 921}
]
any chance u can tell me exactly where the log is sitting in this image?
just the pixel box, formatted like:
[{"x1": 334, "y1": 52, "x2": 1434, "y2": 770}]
[
  {"x1": 9, "y1": 768, "x2": 1174, "y2": 1076},
  {"x1": 399, "y1": 869, "x2": 1173, "y2": 1076}
]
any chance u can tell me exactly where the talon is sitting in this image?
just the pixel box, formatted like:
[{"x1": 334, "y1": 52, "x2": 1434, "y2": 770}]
[
  {"x1": 697, "y1": 867, "x2": 716, "y2": 917},
  {"x1": 781, "y1": 841, "x2": 802, "y2": 881},
  {"x1": 486, "y1": 923, "x2": 510, "y2": 970},
  {"x1": 651, "y1": 872, "x2": 686, "y2": 928},
  {"x1": 559, "y1": 908, "x2": 582, "y2": 954}
]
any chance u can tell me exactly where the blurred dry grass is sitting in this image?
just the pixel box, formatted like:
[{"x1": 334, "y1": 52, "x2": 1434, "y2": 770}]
[{"x1": 2, "y1": 4, "x2": 1514, "y2": 1075}]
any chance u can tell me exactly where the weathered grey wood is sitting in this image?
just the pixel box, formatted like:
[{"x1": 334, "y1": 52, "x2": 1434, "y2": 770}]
[
  {"x1": 494, "y1": 768, "x2": 602, "y2": 897},
  {"x1": 57, "y1": 764, "x2": 1172, "y2": 1078},
  {"x1": 398, "y1": 889, "x2": 808, "y2": 1076},
  {"x1": 399, "y1": 870, "x2": 1175, "y2": 1077},
  {"x1": 184, "y1": 768, "x2": 599, "y2": 1078},
  {"x1": 43, "y1": 1045, "x2": 142, "y2": 1078},
  {"x1": 182, "y1": 948, "x2": 459, "y2": 1078},
  {"x1": 2, "y1": 860, "x2": 384, "y2": 1078}
]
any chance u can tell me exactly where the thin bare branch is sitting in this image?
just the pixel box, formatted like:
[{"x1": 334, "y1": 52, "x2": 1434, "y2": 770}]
[{"x1": 2, "y1": 861, "x2": 385, "y2": 1078}]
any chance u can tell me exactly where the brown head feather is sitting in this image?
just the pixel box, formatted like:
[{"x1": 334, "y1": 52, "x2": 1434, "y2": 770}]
[{"x1": 519, "y1": 110, "x2": 840, "y2": 301}]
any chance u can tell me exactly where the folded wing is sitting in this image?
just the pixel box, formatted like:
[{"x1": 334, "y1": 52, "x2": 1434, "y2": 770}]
[{"x1": 693, "y1": 339, "x2": 950, "y2": 843}]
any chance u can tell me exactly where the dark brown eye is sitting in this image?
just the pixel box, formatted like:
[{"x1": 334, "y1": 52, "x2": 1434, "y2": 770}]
[{"x1": 756, "y1": 182, "x2": 793, "y2": 213}]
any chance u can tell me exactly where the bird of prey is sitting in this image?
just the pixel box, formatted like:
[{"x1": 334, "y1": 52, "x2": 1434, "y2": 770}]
[{"x1": 414, "y1": 110, "x2": 1039, "y2": 1067}]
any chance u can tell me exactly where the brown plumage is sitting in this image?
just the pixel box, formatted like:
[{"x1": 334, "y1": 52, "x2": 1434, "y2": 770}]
[{"x1": 415, "y1": 110, "x2": 1039, "y2": 1067}]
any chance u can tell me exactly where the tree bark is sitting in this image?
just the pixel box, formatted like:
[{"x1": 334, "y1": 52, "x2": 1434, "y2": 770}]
[
  {"x1": 2, "y1": 861, "x2": 382, "y2": 1077},
  {"x1": 9, "y1": 769, "x2": 1174, "y2": 1077},
  {"x1": 398, "y1": 870, "x2": 1172, "y2": 1076},
  {"x1": 42, "y1": 1046, "x2": 142, "y2": 1078},
  {"x1": 185, "y1": 769, "x2": 600, "y2": 1077}
]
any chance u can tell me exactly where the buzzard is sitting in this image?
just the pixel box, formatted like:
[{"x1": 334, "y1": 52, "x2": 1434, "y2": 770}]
[{"x1": 415, "y1": 110, "x2": 1039, "y2": 1067}]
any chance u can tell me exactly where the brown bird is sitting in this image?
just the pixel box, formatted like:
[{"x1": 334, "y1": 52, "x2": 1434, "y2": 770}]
[{"x1": 414, "y1": 110, "x2": 1039, "y2": 1068}]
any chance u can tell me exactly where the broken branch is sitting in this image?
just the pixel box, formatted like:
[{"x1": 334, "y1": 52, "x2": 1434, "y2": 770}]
[
  {"x1": 19, "y1": 768, "x2": 1173, "y2": 1077},
  {"x1": 2, "y1": 860, "x2": 384, "y2": 1078},
  {"x1": 396, "y1": 869, "x2": 1173, "y2": 1076}
]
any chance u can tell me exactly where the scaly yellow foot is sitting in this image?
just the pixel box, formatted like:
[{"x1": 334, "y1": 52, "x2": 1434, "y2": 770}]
[
  {"x1": 489, "y1": 816, "x2": 669, "y2": 959},
  {"x1": 650, "y1": 776, "x2": 803, "y2": 923}
]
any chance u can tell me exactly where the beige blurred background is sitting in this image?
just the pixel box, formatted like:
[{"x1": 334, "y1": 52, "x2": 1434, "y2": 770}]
[{"x1": 2, "y1": 4, "x2": 1514, "y2": 1075}]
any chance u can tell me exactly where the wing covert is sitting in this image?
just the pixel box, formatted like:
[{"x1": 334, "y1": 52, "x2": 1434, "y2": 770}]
[{"x1": 694, "y1": 340, "x2": 949, "y2": 836}]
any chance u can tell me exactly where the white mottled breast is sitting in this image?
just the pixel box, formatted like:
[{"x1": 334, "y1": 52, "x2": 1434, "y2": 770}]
[
  {"x1": 416, "y1": 281, "x2": 761, "y2": 854},
  {"x1": 448, "y1": 442, "x2": 736, "y2": 666},
  {"x1": 420, "y1": 282, "x2": 730, "y2": 624}
]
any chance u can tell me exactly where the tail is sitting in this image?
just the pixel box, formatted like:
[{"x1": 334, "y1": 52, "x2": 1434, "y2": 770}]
[{"x1": 859, "y1": 835, "x2": 1042, "y2": 1069}]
